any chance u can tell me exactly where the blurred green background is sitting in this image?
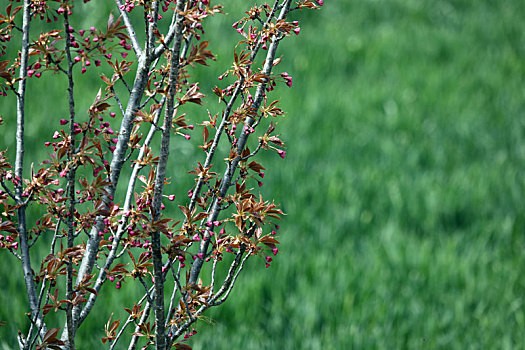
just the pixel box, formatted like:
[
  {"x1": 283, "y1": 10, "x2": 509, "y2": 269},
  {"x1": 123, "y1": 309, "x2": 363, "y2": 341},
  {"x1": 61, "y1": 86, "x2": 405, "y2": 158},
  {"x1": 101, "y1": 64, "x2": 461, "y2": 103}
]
[{"x1": 2, "y1": 0, "x2": 525, "y2": 348}]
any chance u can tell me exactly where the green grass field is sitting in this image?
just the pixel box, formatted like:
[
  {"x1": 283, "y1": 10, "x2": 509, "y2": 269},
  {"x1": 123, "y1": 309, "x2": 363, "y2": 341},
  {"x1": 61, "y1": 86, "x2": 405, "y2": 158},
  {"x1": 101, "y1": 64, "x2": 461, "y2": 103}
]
[{"x1": 2, "y1": 0, "x2": 525, "y2": 348}]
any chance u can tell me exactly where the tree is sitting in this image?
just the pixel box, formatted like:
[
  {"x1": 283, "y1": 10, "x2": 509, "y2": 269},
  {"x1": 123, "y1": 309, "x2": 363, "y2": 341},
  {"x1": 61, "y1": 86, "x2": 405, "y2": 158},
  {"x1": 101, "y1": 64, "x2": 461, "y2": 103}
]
[{"x1": 0, "y1": 0, "x2": 322, "y2": 348}]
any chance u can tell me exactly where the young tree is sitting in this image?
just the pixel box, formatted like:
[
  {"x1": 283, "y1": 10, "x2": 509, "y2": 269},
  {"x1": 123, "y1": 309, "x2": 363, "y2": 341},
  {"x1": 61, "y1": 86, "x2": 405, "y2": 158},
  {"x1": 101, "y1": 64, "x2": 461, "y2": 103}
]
[{"x1": 0, "y1": 0, "x2": 322, "y2": 348}]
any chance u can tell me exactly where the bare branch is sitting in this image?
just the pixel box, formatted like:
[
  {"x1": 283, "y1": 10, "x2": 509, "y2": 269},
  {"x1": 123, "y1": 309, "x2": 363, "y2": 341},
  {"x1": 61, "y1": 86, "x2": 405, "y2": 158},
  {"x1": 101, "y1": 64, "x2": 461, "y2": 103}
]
[
  {"x1": 62, "y1": 8, "x2": 78, "y2": 347},
  {"x1": 16, "y1": 1, "x2": 47, "y2": 346},
  {"x1": 149, "y1": 1, "x2": 187, "y2": 347}
]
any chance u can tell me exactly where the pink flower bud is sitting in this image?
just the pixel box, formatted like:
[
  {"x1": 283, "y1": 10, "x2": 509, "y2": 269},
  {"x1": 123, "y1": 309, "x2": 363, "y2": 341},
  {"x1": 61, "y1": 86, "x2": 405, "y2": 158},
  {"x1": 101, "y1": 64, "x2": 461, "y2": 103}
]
[
  {"x1": 293, "y1": 27, "x2": 301, "y2": 35},
  {"x1": 281, "y1": 72, "x2": 293, "y2": 87},
  {"x1": 277, "y1": 149, "x2": 286, "y2": 159},
  {"x1": 52, "y1": 131, "x2": 60, "y2": 139},
  {"x1": 60, "y1": 119, "x2": 68, "y2": 125}
]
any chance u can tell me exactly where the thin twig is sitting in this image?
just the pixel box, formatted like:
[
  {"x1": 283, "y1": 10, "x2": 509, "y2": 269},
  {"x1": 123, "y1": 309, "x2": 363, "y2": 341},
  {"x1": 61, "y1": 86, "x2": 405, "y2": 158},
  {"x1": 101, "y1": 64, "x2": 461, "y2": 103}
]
[
  {"x1": 0, "y1": 180, "x2": 16, "y2": 200},
  {"x1": 114, "y1": 0, "x2": 143, "y2": 57},
  {"x1": 111, "y1": 86, "x2": 126, "y2": 115},
  {"x1": 127, "y1": 294, "x2": 153, "y2": 350},
  {"x1": 165, "y1": 265, "x2": 180, "y2": 327},
  {"x1": 211, "y1": 248, "x2": 252, "y2": 306},
  {"x1": 109, "y1": 317, "x2": 134, "y2": 350}
]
